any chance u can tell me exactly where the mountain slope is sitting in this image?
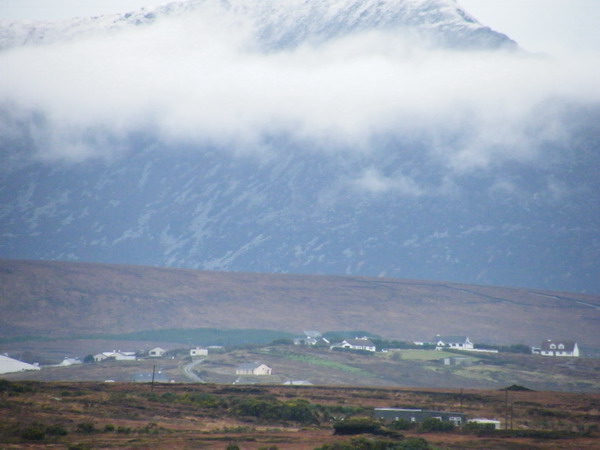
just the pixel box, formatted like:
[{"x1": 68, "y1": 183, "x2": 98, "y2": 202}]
[
  {"x1": 1, "y1": 128, "x2": 599, "y2": 293},
  {"x1": 0, "y1": 0, "x2": 598, "y2": 293},
  {"x1": 1, "y1": 259, "x2": 599, "y2": 348}
]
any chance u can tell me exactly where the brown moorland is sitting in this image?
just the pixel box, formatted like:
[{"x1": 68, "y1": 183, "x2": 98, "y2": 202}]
[
  {"x1": 1, "y1": 380, "x2": 599, "y2": 449},
  {"x1": 1, "y1": 259, "x2": 599, "y2": 348}
]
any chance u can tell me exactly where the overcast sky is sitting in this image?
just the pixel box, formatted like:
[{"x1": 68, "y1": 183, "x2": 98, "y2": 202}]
[{"x1": 1, "y1": 0, "x2": 599, "y2": 54}]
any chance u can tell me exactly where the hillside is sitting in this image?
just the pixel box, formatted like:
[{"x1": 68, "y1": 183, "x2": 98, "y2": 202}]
[{"x1": 1, "y1": 259, "x2": 599, "y2": 348}]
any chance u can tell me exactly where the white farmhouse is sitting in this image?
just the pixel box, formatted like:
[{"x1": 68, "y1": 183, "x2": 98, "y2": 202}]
[
  {"x1": 337, "y1": 338, "x2": 377, "y2": 352},
  {"x1": 433, "y1": 335, "x2": 474, "y2": 350},
  {"x1": 540, "y1": 340, "x2": 579, "y2": 357}
]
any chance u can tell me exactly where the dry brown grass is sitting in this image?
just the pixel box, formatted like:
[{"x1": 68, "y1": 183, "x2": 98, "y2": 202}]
[
  {"x1": 1, "y1": 259, "x2": 600, "y2": 350},
  {"x1": 1, "y1": 380, "x2": 599, "y2": 449}
]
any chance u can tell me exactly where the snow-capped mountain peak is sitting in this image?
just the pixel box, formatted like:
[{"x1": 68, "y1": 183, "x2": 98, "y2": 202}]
[{"x1": 0, "y1": 0, "x2": 516, "y2": 51}]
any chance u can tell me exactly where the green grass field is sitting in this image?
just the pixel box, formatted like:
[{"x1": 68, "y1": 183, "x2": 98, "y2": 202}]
[{"x1": 389, "y1": 349, "x2": 464, "y2": 361}]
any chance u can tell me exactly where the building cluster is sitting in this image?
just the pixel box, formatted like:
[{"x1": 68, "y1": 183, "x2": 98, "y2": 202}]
[
  {"x1": 293, "y1": 331, "x2": 582, "y2": 358},
  {"x1": 374, "y1": 408, "x2": 501, "y2": 429},
  {"x1": 0, "y1": 332, "x2": 583, "y2": 377}
]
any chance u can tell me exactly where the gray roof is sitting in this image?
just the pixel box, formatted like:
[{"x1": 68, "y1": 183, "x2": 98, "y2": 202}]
[
  {"x1": 541, "y1": 340, "x2": 576, "y2": 352},
  {"x1": 433, "y1": 335, "x2": 469, "y2": 344},
  {"x1": 236, "y1": 362, "x2": 267, "y2": 370},
  {"x1": 374, "y1": 408, "x2": 466, "y2": 422}
]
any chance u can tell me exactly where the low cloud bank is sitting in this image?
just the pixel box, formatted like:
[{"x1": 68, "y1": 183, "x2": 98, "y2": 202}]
[{"x1": 1, "y1": 7, "x2": 599, "y2": 179}]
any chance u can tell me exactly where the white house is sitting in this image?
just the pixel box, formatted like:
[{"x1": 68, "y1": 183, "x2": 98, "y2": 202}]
[
  {"x1": 0, "y1": 355, "x2": 40, "y2": 374},
  {"x1": 338, "y1": 338, "x2": 377, "y2": 352},
  {"x1": 148, "y1": 347, "x2": 167, "y2": 358},
  {"x1": 190, "y1": 347, "x2": 208, "y2": 357},
  {"x1": 57, "y1": 357, "x2": 82, "y2": 367},
  {"x1": 94, "y1": 351, "x2": 136, "y2": 362},
  {"x1": 235, "y1": 362, "x2": 272, "y2": 376},
  {"x1": 540, "y1": 340, "x2": 579, "y2": 357},
  {"x1": 433, "y1": 335, "x2": 474, "y2": 350}
]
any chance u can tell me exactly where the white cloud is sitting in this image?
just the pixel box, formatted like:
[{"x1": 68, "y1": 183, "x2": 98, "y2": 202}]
[
  {"x1": 0, "y1": 5, "x2": 599, "y2": 189},
  {"x1": 353, "y1": 168, "x2": 424, "y2": 196}
]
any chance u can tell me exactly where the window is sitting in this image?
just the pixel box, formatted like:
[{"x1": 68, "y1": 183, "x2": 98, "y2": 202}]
[{"x1": 550, "y1": 344, "x2": 556, "y2": 349}]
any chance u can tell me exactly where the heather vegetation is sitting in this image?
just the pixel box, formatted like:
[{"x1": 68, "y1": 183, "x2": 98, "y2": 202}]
[{"x1": 1, "y1": 380, "x2": 598, "y2": 448}]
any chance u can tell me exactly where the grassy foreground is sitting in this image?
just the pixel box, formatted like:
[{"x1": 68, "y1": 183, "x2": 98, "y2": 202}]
[{"x1": 1, "y1": 380, "x2": 599, "y2": 449}]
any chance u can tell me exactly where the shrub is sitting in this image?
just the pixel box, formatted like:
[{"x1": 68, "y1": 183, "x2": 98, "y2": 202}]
[
  {"x1": 0, "y1": 379, "x2": 10, "y2": 392},
  {"x1": 76, "y1": 422, "x2": 96, "y2": 434},
  {"x1": 333, "y1": 418, "x2": 383, "y2": 435},
  {"x1": 232, "y1": 397, "x2": 319, "y2": 424},
  {"x1": 463, "y1": 422, "x2": 496, "y2": 433},
  {"x1": 0, "y1": 380, "x2": 34, "y2": 393},
  {"x1": 270, "y1": 338, "x2": 294, "y2": 345},
  {"x1": 45, "y1": 424, "x2": 68, "y2": 436},
  {"x1": 103, "y1": 424, "x2": 115, "y2": 432},
  {"x1": 398, "y1": 437, "x2": 430, "y2": 449},
  {"x1": 388, "y1": 419, "x2": 415, "y2": 431},
  {"x1": 20, "y1": 425, "x2": 45, "y2": 441},
  {"x1": 68, "y1": 445, "x2": 92, "y2": 450},
  {"x1": 419, "y1": 418, "x2": 455, "y2": 432},
  {"x1": 316, "y1": 436, "x2": 430, "y2": 449},
  {"x1": 527, "y1": 407, "x2": 568, "y2": 418}
]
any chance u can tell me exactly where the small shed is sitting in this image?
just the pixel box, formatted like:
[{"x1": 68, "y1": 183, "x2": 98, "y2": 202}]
[
  {"x1": 190, "y1": 347, "x2": 208, "y2": 357},
  {"x1": 148, "y1": 347, "x2": 167, "y2": 358}
]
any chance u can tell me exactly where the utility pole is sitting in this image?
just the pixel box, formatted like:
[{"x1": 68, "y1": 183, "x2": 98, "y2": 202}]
[
  {"x1": 504, "y1": 389, "x2": 509, "y2": 430},
  {"x1": 151, "y1": 365, "x2": 156, "y2": 392}
]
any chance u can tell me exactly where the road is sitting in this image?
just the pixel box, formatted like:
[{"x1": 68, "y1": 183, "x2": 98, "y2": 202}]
[{"x1": 182, "y1": 358, "x2": 204, "y2": 382}]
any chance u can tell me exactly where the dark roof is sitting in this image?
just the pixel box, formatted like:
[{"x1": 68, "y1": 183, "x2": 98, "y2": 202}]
[
  {"x1": 433, "y1": 335, "x2": 469, "y2": 344},
  {"x1": 374, "y1": 408, "x2": 466, "y2": 422},
  {"x1": 541, "y1": 340, "x2": 576, "y2": 352}
]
